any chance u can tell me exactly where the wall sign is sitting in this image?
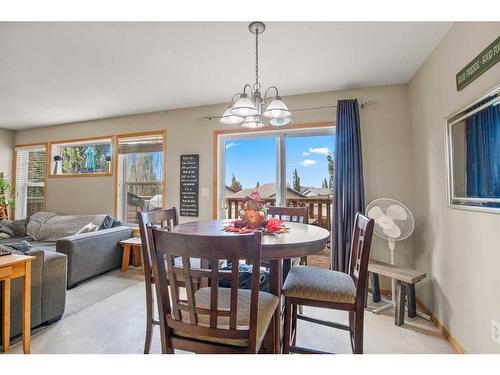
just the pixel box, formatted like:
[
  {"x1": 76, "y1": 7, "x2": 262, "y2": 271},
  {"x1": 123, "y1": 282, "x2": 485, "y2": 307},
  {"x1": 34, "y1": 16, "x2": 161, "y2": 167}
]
[
  {"x1": 456, "y1": 36, "x2": 500, "y2": 91},
  {"x1": 180, "y1": 154, "x2": 199, "y2": 217}
]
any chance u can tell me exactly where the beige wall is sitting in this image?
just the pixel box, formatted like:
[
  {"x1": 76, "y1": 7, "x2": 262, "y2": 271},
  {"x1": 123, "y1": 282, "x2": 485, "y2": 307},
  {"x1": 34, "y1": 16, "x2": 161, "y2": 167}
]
[
  {"x1": 408, "y1": 22, "x2": 500, "y2": 353},
  {"x1": 0, "y1": 128, "x2": 14, "y2": 181},
  {"x1": 14, "y1": 84, "x2": 415, "y2": 269}
]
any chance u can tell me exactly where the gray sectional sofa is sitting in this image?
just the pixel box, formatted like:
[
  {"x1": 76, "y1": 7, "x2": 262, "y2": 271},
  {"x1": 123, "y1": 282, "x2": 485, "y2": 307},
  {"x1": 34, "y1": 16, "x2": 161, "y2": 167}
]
[{"x1": 0, "y1": 212, "x2": 133, "y2": 343}]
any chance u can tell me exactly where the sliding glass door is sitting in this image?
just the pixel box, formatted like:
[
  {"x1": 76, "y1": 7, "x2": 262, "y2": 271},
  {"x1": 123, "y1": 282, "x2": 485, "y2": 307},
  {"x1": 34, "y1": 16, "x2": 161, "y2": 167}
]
[{"x1": 217, "y1": 127, "x2": 334, "y2": 228}]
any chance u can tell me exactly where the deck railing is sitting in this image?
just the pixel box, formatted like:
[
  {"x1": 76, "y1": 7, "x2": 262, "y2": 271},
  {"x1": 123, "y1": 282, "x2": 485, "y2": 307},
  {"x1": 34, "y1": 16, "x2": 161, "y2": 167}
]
[{"x1": 225, "y1": 196, "x2": 332, "y2": 229}]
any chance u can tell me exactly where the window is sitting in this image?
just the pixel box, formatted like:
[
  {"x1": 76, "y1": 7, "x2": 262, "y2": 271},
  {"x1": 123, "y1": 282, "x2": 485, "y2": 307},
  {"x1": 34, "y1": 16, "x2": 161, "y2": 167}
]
[
  {"x1": 49, "y1": 137, "x2": 112, "y2": 176},
  {"x1": 116, "y1": 132, "x2": 166, "y2": 224},
  {"x1": 217, "y1": 125, "x2": 334, "y2": 228},
  {"x1": 14, "y1": 144, "x2": 47, "y2": 219},
  {"x1": 446, "y1": 86, "x2": 500, "y2": 213}
]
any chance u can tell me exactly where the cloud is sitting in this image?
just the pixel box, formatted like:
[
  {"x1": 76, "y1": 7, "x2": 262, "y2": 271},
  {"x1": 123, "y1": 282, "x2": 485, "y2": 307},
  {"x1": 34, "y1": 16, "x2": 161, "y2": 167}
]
[
  {"x1": 309, "y1": 147, "x2": 330, "y2": 155},
  {"x1": 302, "y1": 151, "x2": 310, "y2": 156},
  {"x1": 299, "y1": 159, "x2": 318, "y2": 167},
  {"x1": 225, "y1": 142, "x2": 238, "y2": 150}
]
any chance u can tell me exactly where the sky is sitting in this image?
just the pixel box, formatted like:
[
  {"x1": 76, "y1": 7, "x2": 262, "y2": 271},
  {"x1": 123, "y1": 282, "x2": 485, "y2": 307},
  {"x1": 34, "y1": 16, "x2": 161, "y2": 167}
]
[{"x1": 224, "y1": 134, "x2": 335, "y2": 189}]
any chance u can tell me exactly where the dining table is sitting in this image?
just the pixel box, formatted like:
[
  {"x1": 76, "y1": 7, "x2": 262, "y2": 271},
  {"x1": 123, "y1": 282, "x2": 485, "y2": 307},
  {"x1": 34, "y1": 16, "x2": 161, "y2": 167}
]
[{"x1": 172, "y1": 219, "x2": 330, "y2": 353}]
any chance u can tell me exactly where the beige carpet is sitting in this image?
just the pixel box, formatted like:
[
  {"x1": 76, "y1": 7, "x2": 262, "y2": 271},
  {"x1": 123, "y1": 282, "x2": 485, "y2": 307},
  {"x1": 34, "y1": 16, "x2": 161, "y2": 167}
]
[{"x1": 6, "y1": 268, "x2": 455, "y2": 354}]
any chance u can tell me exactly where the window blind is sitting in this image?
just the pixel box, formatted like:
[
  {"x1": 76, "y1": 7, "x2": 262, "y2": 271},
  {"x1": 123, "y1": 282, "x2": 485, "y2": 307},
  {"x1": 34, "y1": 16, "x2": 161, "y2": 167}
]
[{"x1": 15, "y1": 145, "x2": 47, "y2": 219}]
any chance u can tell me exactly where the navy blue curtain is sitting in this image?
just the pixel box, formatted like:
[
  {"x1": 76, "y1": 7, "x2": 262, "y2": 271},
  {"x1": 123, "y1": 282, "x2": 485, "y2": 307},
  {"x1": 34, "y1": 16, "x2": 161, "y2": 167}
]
[
  {"x1": 332, "y1": 99, "x2": 365, "y2": 272},
  {"x1": 466, "y1": 101, "x2": 500, "y2": 199}
]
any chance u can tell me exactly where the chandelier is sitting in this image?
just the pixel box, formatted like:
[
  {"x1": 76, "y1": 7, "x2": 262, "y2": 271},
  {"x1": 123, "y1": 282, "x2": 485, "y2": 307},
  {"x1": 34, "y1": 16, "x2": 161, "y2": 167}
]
[{"x1": 220, "y1": 22, "x2": 292, "y2": 128}]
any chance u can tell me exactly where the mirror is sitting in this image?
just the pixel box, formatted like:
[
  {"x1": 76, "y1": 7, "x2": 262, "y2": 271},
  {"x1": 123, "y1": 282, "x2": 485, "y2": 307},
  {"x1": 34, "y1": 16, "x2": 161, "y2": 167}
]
[{"x1": 446, "y1": 84, "x2": 500, "y2": 213}]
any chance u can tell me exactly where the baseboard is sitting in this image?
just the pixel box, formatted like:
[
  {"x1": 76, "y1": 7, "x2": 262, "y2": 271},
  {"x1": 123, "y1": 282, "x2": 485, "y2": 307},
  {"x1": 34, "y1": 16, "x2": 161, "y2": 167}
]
[
  {"x1": 370, "y1": 288, "x2": 465, "y2": 354},
  {"x1": 415, "y1": 298, "x2": 465, "y2": 354}
]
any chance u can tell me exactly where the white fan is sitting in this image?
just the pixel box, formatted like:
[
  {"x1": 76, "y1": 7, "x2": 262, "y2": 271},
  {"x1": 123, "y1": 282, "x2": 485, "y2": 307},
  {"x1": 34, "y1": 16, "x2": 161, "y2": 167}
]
[{"x1": 366, "y1": 198, "x2": 414, "y2": 314}]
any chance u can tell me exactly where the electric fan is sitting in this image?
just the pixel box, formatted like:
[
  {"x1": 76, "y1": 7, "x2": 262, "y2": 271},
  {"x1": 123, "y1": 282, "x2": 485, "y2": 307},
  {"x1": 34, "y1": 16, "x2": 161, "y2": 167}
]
[{"x1": 366, "y1": 198, "x2": 414, "y2": 314}]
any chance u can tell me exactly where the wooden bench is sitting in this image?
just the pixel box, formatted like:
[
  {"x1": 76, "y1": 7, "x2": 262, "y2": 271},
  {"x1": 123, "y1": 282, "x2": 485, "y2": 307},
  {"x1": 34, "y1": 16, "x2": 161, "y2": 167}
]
[{"x1": 368, "y1": 259, "x2": 426, "y2": 326}]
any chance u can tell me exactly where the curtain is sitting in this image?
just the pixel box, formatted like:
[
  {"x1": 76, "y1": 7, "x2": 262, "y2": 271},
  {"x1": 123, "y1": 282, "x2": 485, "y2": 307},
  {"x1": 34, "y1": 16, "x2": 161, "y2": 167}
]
[
  {"x1": 466, "y1": 100, "x2": 500, "y2": 199},
  {"x1": 332, "y1": 99, "x2": 365, "y2": 272}
]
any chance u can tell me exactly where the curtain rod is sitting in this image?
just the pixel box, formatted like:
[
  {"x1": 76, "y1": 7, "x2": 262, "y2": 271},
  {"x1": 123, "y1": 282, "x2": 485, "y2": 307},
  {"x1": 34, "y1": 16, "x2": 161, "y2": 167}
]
[{"x1": 198, "y1": 100, "x2": 379, "y2": 121}]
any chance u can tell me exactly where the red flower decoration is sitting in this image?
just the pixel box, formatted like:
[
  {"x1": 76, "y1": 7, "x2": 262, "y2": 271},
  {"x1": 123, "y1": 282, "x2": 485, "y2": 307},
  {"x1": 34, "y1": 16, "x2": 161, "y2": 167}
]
[{"x1": 266, "y1": 218, "x2": 284, "y2": 233}]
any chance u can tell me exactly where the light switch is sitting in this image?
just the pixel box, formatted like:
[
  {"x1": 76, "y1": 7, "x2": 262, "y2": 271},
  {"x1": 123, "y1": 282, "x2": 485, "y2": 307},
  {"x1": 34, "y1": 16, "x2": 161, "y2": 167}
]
[{"x1": 201, "y1": 187, "x2": 209, "y2": 197}]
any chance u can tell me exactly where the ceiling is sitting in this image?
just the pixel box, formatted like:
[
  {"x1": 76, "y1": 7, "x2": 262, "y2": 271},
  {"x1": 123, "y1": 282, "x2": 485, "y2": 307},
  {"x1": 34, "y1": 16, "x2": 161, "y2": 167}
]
[{"x1": 0, "y1": 22, "x2": 452, "y2": 130}]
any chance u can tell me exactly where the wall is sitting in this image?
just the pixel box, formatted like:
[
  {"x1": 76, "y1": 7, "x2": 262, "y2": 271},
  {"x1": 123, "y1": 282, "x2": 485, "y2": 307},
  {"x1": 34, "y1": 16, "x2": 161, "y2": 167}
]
[
  {"x1": 0, "y1": 128, "x2": 14, "y2": 191},
  {"x1": 14, "y1": 84, "x2": 415, "y2": 269},
  {"x1": 408, "y1": 22, "x2": 500, "y2": 353}
]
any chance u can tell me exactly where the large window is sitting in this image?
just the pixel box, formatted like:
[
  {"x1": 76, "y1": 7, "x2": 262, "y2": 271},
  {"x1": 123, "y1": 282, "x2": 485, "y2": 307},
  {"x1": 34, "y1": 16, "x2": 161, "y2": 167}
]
[
  {"x1": 14, "y1": 144, "x2": 47, "y2": 219},
  {"x1": 116, "y1": 132, "x2": 166, "y2": 224},
  {"x1": 217, "y1": 126, "x2": 334, "y2": 228},
  {"x1": 50, "y1": 137, "x2": 112, "y2": 177}
]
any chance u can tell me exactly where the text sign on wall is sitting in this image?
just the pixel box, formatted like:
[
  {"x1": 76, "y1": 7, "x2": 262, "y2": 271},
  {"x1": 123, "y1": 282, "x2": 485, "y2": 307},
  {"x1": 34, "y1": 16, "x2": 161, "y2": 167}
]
[
  {"x1": 180, "y1": 154, "x2": 199, "y2": 217},
  {"x1": 456, "y1": 36, "x2": 500, "y2": 91}
]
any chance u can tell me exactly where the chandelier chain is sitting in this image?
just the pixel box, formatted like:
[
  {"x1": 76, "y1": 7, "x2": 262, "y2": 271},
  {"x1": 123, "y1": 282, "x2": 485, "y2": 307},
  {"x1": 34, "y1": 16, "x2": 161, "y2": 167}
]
[{"x1": 254, "y1": 28, "x2": 260, "y2": 91}]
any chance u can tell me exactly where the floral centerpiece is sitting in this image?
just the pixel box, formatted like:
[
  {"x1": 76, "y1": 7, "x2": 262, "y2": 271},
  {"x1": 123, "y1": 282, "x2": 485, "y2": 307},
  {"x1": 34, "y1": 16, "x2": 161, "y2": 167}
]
[{"x1": 224, "y1": 192, "x2": 288, "y2": 235}]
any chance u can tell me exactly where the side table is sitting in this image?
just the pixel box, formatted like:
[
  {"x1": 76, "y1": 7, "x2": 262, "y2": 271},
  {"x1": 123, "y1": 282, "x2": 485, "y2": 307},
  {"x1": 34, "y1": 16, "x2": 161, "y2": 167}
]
[
  {"x1": 1, "y1": 253, "x2": 35, "y2": 354},
  {"x1": 119, "y1": 237, "x2": 143, "y2": 273}
]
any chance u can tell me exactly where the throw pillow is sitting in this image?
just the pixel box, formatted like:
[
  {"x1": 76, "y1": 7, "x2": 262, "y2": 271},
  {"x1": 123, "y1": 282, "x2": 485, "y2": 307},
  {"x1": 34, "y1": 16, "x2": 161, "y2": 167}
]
[
  {"x1": 75, "y1": 223, "x2": 99, "y2": 235},
  {"x1": 12, "y1": 218, "x2": 28, "y2": 237},
  {"x1": 0, "y1": 220, "x2": 15, "y2": 237},
  {"x1": 99, "y1": 215, "x2": 114, "y2": 230}
]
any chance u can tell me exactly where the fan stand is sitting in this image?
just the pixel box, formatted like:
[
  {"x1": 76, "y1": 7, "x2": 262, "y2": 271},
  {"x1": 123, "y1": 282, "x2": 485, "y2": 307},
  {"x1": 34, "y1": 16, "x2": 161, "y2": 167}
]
[{"x1": 371, "y1": 239, "x2": 430, "y2": 321}]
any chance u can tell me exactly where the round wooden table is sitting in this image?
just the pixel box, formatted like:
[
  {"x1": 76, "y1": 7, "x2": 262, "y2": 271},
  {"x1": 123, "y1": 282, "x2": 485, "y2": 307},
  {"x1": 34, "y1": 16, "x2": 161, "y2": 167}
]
[{"x1": 172, "y1": 219, "x2": 330, "y2": 352}]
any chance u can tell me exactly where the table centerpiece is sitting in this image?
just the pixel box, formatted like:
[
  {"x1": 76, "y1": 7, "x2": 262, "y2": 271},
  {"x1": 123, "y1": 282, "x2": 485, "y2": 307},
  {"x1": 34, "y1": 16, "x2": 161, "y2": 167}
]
[{"x1": 223, "y1": 192, "x2": 289, "y2": 235}]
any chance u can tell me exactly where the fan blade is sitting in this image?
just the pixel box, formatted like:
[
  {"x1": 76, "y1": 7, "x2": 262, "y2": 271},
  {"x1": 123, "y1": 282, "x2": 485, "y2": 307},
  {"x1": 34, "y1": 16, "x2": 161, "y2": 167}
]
[
  {"x1": 383, "y1": 224, "x2": 401, "y2": 239},
  {"x1": 367, "y1": 206, "x2": 384, "y2": 220},
  {"x1": 386, "y1": 204, "x2": 407, "y2": 220}
]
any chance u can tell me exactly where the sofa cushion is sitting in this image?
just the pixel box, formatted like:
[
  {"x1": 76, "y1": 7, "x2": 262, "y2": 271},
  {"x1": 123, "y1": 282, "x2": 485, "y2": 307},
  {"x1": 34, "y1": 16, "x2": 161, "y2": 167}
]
[
  {"x1": 27, "y1": 212, "x2": 58, "y2": 240},
  {"x1": 28, "y1": 212, "x2": 112, "y2": 241}
]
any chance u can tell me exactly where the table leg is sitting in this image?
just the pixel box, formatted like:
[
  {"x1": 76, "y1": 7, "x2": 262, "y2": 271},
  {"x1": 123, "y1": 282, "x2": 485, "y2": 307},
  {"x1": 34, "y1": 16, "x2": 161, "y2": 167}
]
[
  {"x1": 132, "y1": 246, "x2": 141, "y2": 267},
  {"x1": 2, "y1": 278, "x2": 10, "y2": 352},
  {"x1": 23, "y1": 261, "x2": 31, "y2": 354},
  {"x1": 121, "y1": 244, "x2": 131, "y2": 272},
  {"x1": 268, "y1": 259, "x2": 283, "y2": 354}
]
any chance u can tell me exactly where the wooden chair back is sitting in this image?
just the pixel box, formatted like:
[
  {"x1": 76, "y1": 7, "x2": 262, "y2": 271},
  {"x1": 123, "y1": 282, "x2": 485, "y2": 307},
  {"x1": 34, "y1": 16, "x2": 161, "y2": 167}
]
[
  {"x1": 151, "y1": 229, "x2": 263, "y2": 352},
  {"x1": 267, "y1": 206, "x2": 309, "y2": 224},
  {"x1": 137, "y1": 207, "x2": 178, "y2": 279},
  {"x1": 347, "y1": 213, "x2": 374, "y2": 303}
]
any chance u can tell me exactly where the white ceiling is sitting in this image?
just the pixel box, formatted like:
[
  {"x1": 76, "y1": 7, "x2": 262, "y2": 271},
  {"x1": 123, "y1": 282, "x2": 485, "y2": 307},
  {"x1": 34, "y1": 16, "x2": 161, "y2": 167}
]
[{"x1": 0, "y1": 22, "x2": 452, "y2": 130}]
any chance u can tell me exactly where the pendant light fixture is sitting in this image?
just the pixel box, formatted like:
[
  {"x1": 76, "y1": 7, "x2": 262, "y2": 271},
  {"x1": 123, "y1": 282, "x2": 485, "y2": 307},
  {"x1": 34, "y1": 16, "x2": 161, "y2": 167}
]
[{"x1": 220, "y1": 22, "x2": 292, "y2": 127}]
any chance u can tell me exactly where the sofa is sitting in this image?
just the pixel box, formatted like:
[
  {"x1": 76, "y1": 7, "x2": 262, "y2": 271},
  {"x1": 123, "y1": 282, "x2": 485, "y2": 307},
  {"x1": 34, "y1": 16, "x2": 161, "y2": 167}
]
[{"x1": 0, "y1": 212, "x2": 133, "y2": 343}]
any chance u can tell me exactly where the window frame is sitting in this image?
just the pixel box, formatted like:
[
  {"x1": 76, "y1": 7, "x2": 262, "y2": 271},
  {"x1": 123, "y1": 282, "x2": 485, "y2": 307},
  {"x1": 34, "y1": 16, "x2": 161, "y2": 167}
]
[
  {"x1": 445, "y1": 83, "x2": 500, "y2": 214},
  {"x1": 213, "y1": 122, "x2": 335, "y2": 219},
  {"x1": 12, "y1": 142, "x2": 49, "y2": 220},
  {"x1": 48, "y1": 136, "x2": 114, "y2": 178},
  {"x1": 113, "y1": 130, "x2": 167, "y2": 223}
]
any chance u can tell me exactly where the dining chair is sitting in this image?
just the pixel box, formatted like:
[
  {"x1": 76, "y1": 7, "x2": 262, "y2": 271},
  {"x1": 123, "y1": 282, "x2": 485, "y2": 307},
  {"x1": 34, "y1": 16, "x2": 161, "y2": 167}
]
[
  {"x1": 282, "y1": 213, "x2": 374, "y2": 354},
  {"x1": 137, "y1": 207, "x2": 179, "y2": 354},
  {"x1": 266, "y1": 206, "x2": 309, "y2": 268},
  {"x1": 150, "y1": 229, "x2": 279, "y2": 354}
]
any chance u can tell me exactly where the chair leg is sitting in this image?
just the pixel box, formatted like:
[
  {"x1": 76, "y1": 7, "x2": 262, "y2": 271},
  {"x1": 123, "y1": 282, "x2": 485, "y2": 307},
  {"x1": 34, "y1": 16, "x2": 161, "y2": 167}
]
[
  {"x1": 292, "y1": 303, "x2": 298, "y2": 346},
  {"x1": 283, "y1": 299, "x2": 292, "y2": 354},
  {"x1": 371, "y1": 273, "x2": 381, "y2": 302},
  {"x1": 353, "y1": 309, "x2": 364, "y2": 354},
  {"x1": 144, "y1": 281, "x2": 154, "y2": 354}
]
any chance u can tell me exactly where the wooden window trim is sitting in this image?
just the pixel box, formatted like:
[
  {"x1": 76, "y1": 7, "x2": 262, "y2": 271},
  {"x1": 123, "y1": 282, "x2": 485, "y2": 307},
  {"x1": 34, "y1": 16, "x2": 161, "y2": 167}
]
[
  {"x1": 113, "y1": 130, "x2": 167, "y2": 219},
  {"x1": 48, "y1": 135, "x2": 114, "y2": 178}
]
